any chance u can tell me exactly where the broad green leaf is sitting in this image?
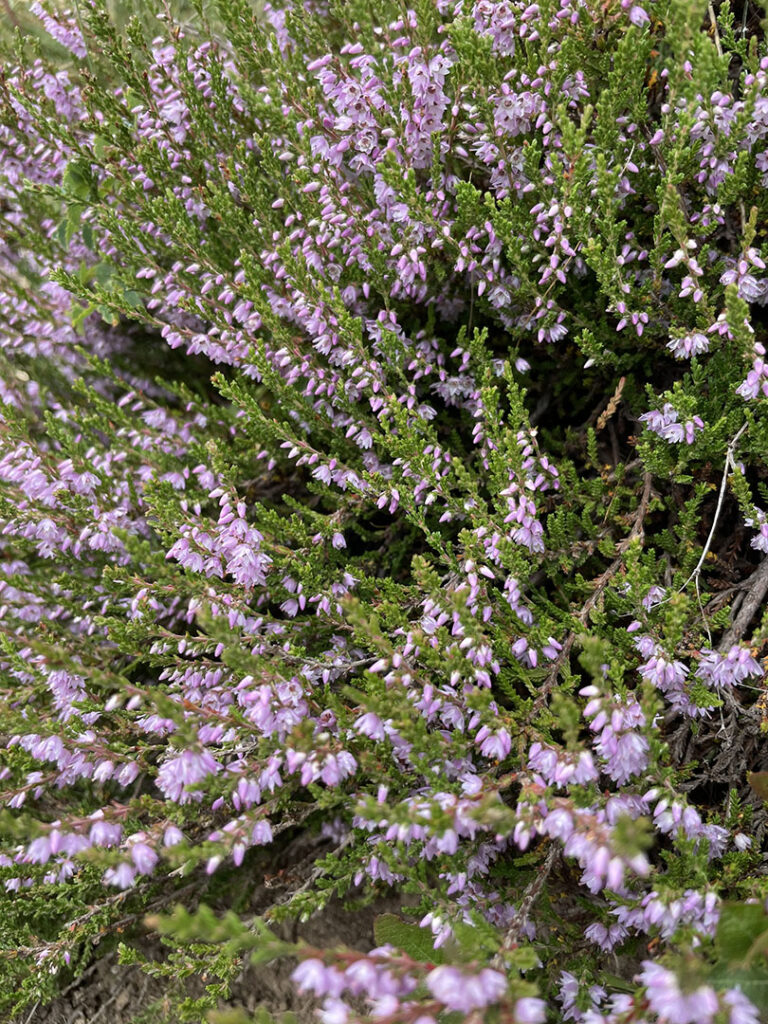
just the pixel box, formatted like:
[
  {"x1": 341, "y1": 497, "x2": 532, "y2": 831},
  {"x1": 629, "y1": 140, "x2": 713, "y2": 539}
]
[
  {"x1": 62, "y1": 161, "x2": 93, "y2": 201},
  {"x1": 451, "y1": 919, "x2": 499, "y2": 958},
  {"x1": 715, "y1": 903, "x2": 768, "y2": 963},
  {"x1": 373, "y1": 914, "x2": 445, "y2": 964},
  {"x1": 93, "y1": 261, "x2": 114, "y2": 286},
  {"x1": 707, "y1": 965, "x2": 768, "y2": 1014},
  {"x1": 123, "y1": 288, "x2": 144, "y2": 308}
]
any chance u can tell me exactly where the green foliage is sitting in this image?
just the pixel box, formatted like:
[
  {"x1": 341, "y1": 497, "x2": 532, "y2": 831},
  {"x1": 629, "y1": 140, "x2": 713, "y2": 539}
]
[{"x1": 4, "y1": 0, "x2": 768, "y2": 1020}]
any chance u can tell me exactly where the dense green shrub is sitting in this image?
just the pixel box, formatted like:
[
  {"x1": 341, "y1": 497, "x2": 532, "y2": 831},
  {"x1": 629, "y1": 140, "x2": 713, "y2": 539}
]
[{"x1": 3, "y1": 0, "x2": 768, "y2": 1020}]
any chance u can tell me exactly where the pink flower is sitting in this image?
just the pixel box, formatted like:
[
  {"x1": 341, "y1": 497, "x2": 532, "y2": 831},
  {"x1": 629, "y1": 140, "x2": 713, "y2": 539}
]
[
  {"x1": 638, "y1": 961, "x2": 718, "y2": 1023},
  {"x1": 156, "y1": 749, "x2": 221, "y2": 804},
  {"x1": 426, "y1": 966, "x2": 507, "y2": 1012}
]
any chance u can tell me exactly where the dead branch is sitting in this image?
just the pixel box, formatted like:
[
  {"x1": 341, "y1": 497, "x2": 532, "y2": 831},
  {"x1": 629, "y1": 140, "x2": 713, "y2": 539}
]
[
  {"x1": 718, "y1": 556, "x2": 768, "y2": 652},
  {"x1": 492, "y1": 844, "x2": 558, "y2": 966},
  {"x1": 526, "y1": 473, "x2": 653, "y2": 723}
]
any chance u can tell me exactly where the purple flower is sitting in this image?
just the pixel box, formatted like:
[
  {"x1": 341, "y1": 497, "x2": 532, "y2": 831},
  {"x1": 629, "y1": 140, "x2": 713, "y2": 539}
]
[
  {"x1": 355, "y1": 712, "x2": 386, "y2": 740},
  {"x1": 723, "y1": 988, "x2": 761, "y2": 1024},
  {"x1": 89, "y1": 821, "x2": 122, "y2": 847},
  {"x1": 584, "y1": 921, "x2": 628, "y2": 950},
  {"x1": 292, "y1": 959, "x2": 346, "y2": 998},
  {"x1": 156, "y1": 749, "x2": 221, "y2": 804},
  {"x1": 745, "y1": 508, "x2": 768, "y2": 552},
  {"x1": 30, "y1": 3, "x2": 87, "y2": 58},
  {"x1": 514, "y1": 996, "x2": 546, "y2": 1022},
  {"x1": 667, "y1": 332, "x2": 709, "y2": 360},
  {"x1": 103, "y1": 862, "x2": 137, "y2": 889},
  {"x1": 425, "y1": 966, "x2": 507, "y2": 1012},
  {"x1": 696, "y1": 646, "x2": 763, "y2": 689},
  {"x1": 529, "y1": 741, "x2": 598, "y2": 785},
  {"x1": 317, "y1": 998, "x2": 350, "y2": 1024},
  {"x1": 163, "y1": 826, "x2": 184, "y2": 847},
  {"x1": 321, "y1": 751, "x2": 357, "y2": 786},
  {"x1": 627, "y1": 3, "x2": 650, "y2": 25},
  {"x1": 493, "y1": 88, "x2": 542, "y2": 137},
  {"x1": 475, "y1": 725, "x2": 512, "y2": 760},
  {"x1": 639, "y1": 404, "x2": 704, "y2": 444},
  {"x1": 251, "y1": 820, "x2": 273, "y2": 845},
  {"x1": 130, "y1": 842, "x2": 158, "y2": 875},
  {"x1": 638, "y1": 961, "x2": 718, "y2": 1023}
]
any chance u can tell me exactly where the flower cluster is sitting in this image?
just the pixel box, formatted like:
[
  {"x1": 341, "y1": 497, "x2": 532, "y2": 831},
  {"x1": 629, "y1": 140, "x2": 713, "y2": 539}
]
[{"x1": 1, "y1": 0, "x2": 768, "y2": 1020}]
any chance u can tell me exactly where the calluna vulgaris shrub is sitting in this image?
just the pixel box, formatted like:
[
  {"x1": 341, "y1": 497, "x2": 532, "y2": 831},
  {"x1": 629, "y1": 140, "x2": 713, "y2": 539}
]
[{"x1": 7, "y1": 0, "x2": 768, "y2": 1020}]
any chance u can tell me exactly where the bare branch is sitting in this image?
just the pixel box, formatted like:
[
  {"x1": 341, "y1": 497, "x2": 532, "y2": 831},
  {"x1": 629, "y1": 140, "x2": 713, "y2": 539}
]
[
  {"x1": 718, "y1": 556, "x2": 768, "y2": 652},
  {"x1": 527, "y1": 473, "x2": 653, "y2": 722},
  {"x1": 491, "y1": 844, "x2": 558, "y2": 966}
]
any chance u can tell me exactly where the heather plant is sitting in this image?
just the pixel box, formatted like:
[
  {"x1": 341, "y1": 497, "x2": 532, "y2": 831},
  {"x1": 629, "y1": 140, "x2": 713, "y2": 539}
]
[{"x1": 4, "y1": 0, "x2": 768, "y2": 1021}]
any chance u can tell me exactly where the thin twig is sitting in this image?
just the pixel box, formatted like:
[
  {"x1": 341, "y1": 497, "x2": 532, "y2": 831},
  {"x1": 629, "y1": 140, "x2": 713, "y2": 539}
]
[
  {"x1": 491, "y1": 844, "x2": 558, "y2": 966},
  {"x1": 617, "y1": 471, "x2": 653, "y2": 553},
  {"x1": 527, "y1": 474, "x2": 653, "y2": 723},
  {"x1": 718, "y1": 556, "x2": 768, "y2": 652},
  {"x1": 72, "y1": 0, "x2": 95, "y2": 77},
  {"x1": 54, "y1": 957, "x2": 104, "y2": 1000},
  {"x1": 678, "y1": 423, "x2": 748, "y2": 595},
  {"x1": 661, "y1": 423, "x2": 749, "y2": 642},
  {"x1": 709, "y1": 2, "x2": 724, "y2": 57},
  {"x1": 268, "y1": 834, "x2": 354, "y2": 911},
  {"x1": 89, "y1": 987, "x2": 122, "y2": 1024},
  {"x1": 22, "y1": 1002, "x2": 39, "y2": 1024},
  {"x1": 0, "y1": 0, "x2": 20, "y2": 31}
]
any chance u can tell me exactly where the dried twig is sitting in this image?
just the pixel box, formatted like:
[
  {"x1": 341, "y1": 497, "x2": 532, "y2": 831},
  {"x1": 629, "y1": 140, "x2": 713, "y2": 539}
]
[
  {"x1": 671, "y1": 423, "x2": 748, "y2": 643},
  {"x1": 718, "y1": 556, "x2": 768, "y2": 652},
  {"x1": 708, "y1": 2, "x2": 724, "y2": 57},
  {"x1": 88, "y1": 987, "x2": 122, "y2": 1024},
  {"x1": 491, "y1": 844, "x2": 558, "y2": 966},
  {"x1": 22, "y1": 1002, "x2": 39, "y2": 1024},
  {"x1": 268, "y1": 833, "x2": 354, "y2": 911},
  {"x1": 596, "y1": 376, "x2": 625, "y2": 433},
  {"x1": 679, "y1": 423, "x2": 748, "y2": 596},
  {"x1": 617, "y1": 471, "x2": 653, "y2": 553},
  {"x1": 0, "y1": 0, "x2": 20, "y2": 31},
  {"x1": 527, "y1": 473, "x2": 653, "y2": 723}
]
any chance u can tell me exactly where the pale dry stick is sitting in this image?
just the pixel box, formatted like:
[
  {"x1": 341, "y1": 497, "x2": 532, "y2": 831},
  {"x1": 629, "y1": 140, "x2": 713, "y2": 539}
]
[
  {"x1": 491, "y1": 843, "x2": 558, "y2": 967},
  {"x1": 649, "y1": 422, "x2": 749, "y2": 621},
  {"x1": 709, "y1": 2, "x2": 724, "y2": 57},
  {"x1": 677, "y1": 423, "x2": 748, "y2": 643},
  {"x1": 676, "y1": 422, "x2": 748, "y2": 598},
  {"x1": 22, "y1": 1001, "x2": 39, "y2": 1024}
]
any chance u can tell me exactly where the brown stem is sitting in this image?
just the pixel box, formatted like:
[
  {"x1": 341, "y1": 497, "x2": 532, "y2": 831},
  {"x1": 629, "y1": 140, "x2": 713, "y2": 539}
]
[
  {"x1": 0, "y1": 0, "x2": 20, "y2": 31},
  {"x1": 491, "y1": 843, "x2": 558, "y2": 965},
  {"x1": 526, "y1": 473, "x2": 653, "y2": 723},
  {"x1": 718, "y1": 556, "x2": 768, "y2": 652}
]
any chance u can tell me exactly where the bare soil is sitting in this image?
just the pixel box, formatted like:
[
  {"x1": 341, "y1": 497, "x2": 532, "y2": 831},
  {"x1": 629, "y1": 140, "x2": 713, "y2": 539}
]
[{"x1": 11, "y1": 833, "x2": 408, "y2": 1024}]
